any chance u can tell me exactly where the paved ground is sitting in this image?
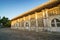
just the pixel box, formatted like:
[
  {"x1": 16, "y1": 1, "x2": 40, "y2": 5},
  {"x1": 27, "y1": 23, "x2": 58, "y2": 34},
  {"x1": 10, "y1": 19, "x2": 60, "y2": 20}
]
[{"x1": 0, "y1": 28, "x2": 60, "y2": 40}]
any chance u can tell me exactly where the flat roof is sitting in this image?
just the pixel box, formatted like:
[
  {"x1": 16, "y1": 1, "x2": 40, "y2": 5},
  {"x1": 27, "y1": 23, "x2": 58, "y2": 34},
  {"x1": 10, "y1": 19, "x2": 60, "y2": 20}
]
[{"x1": 11, "y1": 0, "x2": 60, "y2": 21}]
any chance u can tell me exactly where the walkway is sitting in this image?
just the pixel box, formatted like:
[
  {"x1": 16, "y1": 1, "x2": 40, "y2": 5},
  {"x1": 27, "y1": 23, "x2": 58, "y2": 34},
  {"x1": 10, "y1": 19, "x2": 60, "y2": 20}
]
[{"x1": 0, "y1": 28, "x2": 60, "y2": 40}]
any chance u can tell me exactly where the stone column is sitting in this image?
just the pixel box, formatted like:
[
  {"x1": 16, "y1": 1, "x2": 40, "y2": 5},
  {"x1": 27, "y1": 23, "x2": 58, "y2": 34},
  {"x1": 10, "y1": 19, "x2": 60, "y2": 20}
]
[
  {"x1": 53, "y1": 10, "x2": 57, "y2": 27},
  {"x1": 45, "y1": 9, "x2": 49, "y2": 31},
  {"x1": 43, "y1": 9, "x2": 49, "y2": 25},
  {"x1": 29, "y1": 15, "x2": 31, "y2": 31},
  {"x1": 18, "y1": 19, "x2": 20, "y2": 27},
  {"x1": 42, "y1": 9, "x2": 48, "y2": 31},
  {"x1": 24, "y1": 17, "x2": 25, "y2": 29},
  {"x1": 16, "y1": 20, "x2": 18, "y2": 29},
  {"x1": 11, "y1": 22, "x2": 13, "y2": 28},
  {"x1": 35, "y1": 12, "x2": 38, "y2": 32},
  {"x1": 43, "y1": 10, "x2": 46, "y2": 27},
  {"x1": 54, "y1": 19, "x2": 57, "y2": 27},
  {"x1": 46, "y1": 9, "x2": 49, "y2": 19},
  {"x1": 20, "y1": 19, "x2": 22, "y2": 29},
  {"x1": 19, "y1": 18, "x2": 20, "y2": 28}
]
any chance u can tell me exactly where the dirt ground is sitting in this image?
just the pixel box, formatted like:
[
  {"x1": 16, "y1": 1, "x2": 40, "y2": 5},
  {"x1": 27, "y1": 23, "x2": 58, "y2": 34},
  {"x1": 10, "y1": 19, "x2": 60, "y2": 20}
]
[{"x1": 0, "y1": 28, "x2": 60, "y2": 40}]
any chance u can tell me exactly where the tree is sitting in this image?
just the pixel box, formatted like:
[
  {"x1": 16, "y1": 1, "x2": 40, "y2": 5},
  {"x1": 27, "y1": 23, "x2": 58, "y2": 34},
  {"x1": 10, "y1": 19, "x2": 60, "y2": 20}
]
[{"x1": 0, "y1": 16, "x2": 11, "y2": 27}]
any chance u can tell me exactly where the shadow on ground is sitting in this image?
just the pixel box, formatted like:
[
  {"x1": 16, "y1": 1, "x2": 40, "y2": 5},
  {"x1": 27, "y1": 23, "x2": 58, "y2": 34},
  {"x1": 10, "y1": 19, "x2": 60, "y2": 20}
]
[{"x1": 0, "y1": 28, "x2": 60, "y2": 40}]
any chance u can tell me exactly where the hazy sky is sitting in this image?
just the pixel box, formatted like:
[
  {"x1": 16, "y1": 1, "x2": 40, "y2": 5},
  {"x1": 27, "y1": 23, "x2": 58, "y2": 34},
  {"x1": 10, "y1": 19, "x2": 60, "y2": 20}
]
[{"x1": 0, "y1": 0, "x2": 48, "y2": 19}]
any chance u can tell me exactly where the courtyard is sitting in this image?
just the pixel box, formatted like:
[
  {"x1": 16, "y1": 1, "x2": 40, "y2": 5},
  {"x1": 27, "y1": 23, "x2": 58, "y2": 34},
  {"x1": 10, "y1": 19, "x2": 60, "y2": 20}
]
[{"x1": 0, "y1": 28, "x2": 60, "y2": 40}]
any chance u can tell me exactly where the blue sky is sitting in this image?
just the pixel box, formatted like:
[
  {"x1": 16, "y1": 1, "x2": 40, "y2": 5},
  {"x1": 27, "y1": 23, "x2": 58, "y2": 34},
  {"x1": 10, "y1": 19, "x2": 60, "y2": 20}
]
[{"x1": 0, "y1": 0, "x2": 48, "y2": 19}]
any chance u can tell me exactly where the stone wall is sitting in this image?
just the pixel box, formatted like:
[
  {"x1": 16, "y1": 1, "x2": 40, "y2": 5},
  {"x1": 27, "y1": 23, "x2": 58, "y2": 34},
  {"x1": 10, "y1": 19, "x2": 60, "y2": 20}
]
[{"x1": 11, "y1": 2, "x2": 60, "y2": 32}]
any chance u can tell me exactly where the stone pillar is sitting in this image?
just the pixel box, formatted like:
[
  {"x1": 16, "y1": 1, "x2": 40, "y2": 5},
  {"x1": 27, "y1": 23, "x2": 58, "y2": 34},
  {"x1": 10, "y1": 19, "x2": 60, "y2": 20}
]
[
  {"x1": 19, "y1": 18, "x2": 20, "y2": 27},
  {"x1": 18, "y1": 19, "x2": 20, "y2": 27},
  {"x1": 29, "y1": 15, "x2": 31, "y2": 31},
  {"x1": 24, "y1": 17, "x2": 25, "y2": 29},
  {"x1": 16, "y1": 20, "x2": 18, "y2": 29},
  {"x1": 35, "y1": 12, "x2": 38, "y2": 32},
  {"x1": 11, "y1": 22, "x2": 13, "y2": 28},
  {"x1": 42, "y1": 9, "x2": 49, "y2": 31},
  {"x1": 43, "y1": 10, "x2": 46, "y2": 27},
  {"x1": 53, "y1": 10, "x2": 57, "y2": 27},
  {"x1": 45, "y1": 9, "x2": 49, "y2": 30},
  {"x1": 46, "y1": 9, "x2": 49, "y2": 18},
  {"x1": 14, "y1": 21, "x2": 16, "y2": 27},
  {"x1": 54, "y1": 19, "x2": 57, "y2": 27},
  {"x1": 20, "y1": 18, "x2": 22, "y2": 27}
]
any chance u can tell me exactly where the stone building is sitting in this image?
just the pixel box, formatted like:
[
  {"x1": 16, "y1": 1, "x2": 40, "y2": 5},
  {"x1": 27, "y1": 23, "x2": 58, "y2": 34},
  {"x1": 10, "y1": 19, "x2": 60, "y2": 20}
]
[{"x1": 11, "y1": 0, "x2": 60, "y2": 32}]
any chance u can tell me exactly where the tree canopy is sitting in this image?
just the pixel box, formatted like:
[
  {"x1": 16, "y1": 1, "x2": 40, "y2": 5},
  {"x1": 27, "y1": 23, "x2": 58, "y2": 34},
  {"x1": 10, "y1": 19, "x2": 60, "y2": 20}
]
[{"x1": 0, "y1": 16, "x2": 11, "y2": 28}]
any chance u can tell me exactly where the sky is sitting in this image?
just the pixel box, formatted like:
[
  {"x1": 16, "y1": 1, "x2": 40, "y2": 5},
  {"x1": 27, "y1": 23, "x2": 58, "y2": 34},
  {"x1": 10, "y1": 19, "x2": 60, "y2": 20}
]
[{"x1": 0, "y1": 0, "x2": 49, "y2": 20}]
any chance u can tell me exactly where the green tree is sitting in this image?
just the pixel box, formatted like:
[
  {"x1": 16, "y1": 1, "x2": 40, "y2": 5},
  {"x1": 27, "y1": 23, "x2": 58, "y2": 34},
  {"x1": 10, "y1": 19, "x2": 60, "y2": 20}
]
[{"x1": 0, "y1": 16, "x2": 11, "y2": 27}]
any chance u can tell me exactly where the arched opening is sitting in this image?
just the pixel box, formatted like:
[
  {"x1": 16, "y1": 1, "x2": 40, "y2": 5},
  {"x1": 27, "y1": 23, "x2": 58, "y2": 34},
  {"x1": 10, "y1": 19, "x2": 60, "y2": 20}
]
[
  {"x1": 25, "y1": 21, "x2": 29, "y2": 27},
  {"x1": 25, "y1": 21, "x2": 29, "y2": 29},
  {"x1": 51, "y1": 18, "x2": 60, "y2": 27}
]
